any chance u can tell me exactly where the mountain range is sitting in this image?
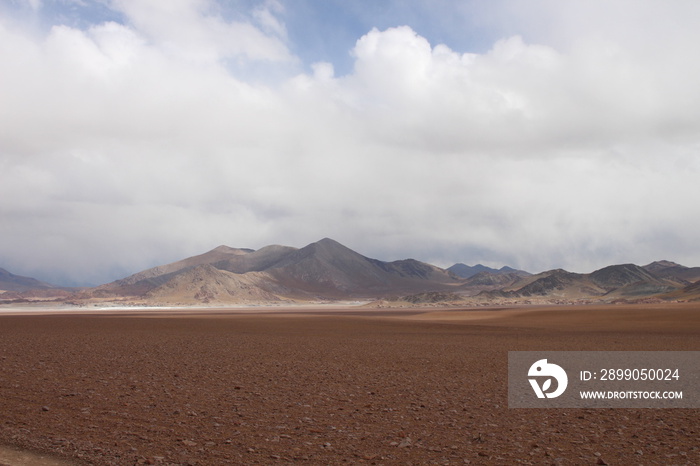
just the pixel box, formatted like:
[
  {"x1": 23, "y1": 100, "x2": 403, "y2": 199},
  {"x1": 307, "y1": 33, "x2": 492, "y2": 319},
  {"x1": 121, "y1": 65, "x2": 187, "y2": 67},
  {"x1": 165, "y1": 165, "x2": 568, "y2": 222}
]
[
  {"x1": 80, "y1": 238, "x2": 460, "y2": 304},
  {"x1": 2, "y1": 238, "x2": 700, "y2": 306},
  {"x1": 480, "y1": 263, "x2": 696, "y2": 302}
]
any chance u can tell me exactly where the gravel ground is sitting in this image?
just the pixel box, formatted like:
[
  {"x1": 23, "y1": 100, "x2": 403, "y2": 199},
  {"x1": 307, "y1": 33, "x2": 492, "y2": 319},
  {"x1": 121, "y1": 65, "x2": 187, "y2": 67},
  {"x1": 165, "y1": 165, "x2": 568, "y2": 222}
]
[{"x1": 0, "y1": 306, "x2": 698, "y2": 465}]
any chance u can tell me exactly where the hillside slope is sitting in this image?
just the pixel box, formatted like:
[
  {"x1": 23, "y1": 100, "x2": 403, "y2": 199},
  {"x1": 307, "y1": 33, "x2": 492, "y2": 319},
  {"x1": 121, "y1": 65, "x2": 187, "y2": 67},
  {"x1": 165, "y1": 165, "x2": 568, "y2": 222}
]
[{"x1": 144, "y1": 265, "x2": 285, "y2": 305}]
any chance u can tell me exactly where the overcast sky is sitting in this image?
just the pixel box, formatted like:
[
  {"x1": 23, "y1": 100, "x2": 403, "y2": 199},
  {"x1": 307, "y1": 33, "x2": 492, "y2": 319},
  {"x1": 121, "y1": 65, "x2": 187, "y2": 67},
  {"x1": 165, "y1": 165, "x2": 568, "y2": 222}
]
[{"x1": 2, "y1": 0, "x2": 700, "y2": 286}]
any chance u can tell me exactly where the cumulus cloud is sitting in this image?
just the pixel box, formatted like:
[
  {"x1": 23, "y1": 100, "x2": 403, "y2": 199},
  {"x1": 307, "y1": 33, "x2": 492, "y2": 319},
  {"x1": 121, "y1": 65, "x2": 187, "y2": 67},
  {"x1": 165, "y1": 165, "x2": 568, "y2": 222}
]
[{"x1": 1, "y1": 1, "x2": 700, "y2": 285}]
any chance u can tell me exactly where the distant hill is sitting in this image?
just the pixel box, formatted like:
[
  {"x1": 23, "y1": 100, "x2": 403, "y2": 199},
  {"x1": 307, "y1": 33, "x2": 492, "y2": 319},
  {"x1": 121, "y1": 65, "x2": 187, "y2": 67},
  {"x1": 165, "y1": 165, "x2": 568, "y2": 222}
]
[
  {"x1": 0, "y1": 268, "x2": 76, "y2": 303},
  {"x1": 475, "y1": 263, "x2": 686, "y2": 303},
  {"x1": 0, "y1": 267, "x2": 55, "y2": 292},
  {"x1": 447, "y1": 263, "x2": 529, "y2": 279},
  {"x1": 589, "y1": 264, "x2": 682, "y2": 297},
  {"x1": 453, "y1": 271, "x2": 527, "y2": 296}
]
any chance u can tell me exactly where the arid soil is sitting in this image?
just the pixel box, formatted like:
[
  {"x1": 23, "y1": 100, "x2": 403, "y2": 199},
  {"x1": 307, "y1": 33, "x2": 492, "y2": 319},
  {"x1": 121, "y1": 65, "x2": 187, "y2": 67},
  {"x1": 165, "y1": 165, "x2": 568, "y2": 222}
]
[{"x1": 0, "y1": 304, "x2": 698, "y2": 465}]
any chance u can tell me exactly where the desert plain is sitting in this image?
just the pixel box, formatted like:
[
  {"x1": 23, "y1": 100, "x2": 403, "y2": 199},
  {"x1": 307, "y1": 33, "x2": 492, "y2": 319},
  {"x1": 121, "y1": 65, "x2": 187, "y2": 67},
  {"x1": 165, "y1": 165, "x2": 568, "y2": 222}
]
[{"x1": 0, "y1": 302, "x2": 698, "y2": 465}]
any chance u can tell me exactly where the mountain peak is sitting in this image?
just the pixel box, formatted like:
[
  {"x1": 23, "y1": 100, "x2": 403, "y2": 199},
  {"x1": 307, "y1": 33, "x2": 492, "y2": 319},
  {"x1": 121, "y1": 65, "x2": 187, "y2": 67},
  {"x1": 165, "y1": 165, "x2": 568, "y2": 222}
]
[
  {"x1": 299, "y1": 238, "x2": 357, "y2": 257},
  {"x1": 642, "y1": 260, "x2": 700, "y2": 283},
  {"x1": 315, "y1": 237, "x2": 345, "y2": 248},
  {"x1": 643, "y1": 260, "x2": 686, "y2": 272},
  {"x1": 210, "y1": 245, "x2": 254, "y2": 255}
]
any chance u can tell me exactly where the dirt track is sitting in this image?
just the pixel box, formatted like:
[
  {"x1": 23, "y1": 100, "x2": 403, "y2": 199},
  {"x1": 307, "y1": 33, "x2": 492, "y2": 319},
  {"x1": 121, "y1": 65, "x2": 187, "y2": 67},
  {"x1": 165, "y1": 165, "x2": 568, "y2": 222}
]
[{"x1": 0, "y1": 304, "x2": 698, "y2": 465}]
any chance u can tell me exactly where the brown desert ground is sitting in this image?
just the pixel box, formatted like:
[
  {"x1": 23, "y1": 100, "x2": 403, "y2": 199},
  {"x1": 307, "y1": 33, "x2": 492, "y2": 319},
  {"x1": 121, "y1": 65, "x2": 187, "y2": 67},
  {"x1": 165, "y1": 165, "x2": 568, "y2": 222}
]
[{"x1": 0, "y1": 303, "x2": 698, "y2": 465}]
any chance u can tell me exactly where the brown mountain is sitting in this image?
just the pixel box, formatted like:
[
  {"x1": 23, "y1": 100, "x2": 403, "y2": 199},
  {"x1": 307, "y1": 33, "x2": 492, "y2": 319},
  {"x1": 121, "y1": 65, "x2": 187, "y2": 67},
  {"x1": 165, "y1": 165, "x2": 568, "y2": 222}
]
[
  {"x1": 589, "y1": 264, "x2": 682, "y2": 297},
  {"x1": 643, "y1": 260, "x2": 700, "y2": 283},
  {"x1": 87, "y1": 244, "x2": 288, "y2": 299},
  {"x1": 102, "y1": 245, "x2": 258, "y2": 293},
  {"x1": 144, "y1": 265, "x2": 284, "y2": 305},
  {"x1": 85, "y1": 238, "x2": 461, "y2": 303}
]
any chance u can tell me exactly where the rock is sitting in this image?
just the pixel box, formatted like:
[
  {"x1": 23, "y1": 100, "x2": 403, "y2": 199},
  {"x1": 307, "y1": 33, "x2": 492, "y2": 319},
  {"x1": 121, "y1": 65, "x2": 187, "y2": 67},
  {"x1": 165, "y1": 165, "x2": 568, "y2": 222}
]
[{"x1": 398, "y1": 437, "x2": 412, "y2": 448}]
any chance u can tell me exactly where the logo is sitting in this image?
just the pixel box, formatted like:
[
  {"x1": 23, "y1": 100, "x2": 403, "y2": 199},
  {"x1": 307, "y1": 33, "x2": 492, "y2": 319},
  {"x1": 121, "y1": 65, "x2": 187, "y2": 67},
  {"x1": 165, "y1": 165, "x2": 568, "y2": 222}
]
[{"x1": 528, "y1": 359, "x2": 568, "y2": 398}]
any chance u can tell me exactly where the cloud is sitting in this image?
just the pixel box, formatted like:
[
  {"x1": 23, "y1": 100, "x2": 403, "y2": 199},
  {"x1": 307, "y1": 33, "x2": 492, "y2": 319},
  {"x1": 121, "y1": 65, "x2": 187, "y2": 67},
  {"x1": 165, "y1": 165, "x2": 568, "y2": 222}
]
[
  {"x1": 26, "y1": 0, "x2": 42, "y2": 11},
  {"x1": 110, "y1": 0, "x2": 293, "y2": 64},
  {"x1": 1, "y1": 1, "x2": 700, "y2": 285},
  {"x1": 252, "y1": 0, "x2": 287, "y2": 39}
]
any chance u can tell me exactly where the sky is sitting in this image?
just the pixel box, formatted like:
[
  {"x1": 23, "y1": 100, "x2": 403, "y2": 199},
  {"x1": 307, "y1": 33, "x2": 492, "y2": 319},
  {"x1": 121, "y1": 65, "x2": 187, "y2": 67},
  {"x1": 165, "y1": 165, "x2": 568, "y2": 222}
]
[{"x1": 2, "y1": 0, "x2": 700, "y2": 286}]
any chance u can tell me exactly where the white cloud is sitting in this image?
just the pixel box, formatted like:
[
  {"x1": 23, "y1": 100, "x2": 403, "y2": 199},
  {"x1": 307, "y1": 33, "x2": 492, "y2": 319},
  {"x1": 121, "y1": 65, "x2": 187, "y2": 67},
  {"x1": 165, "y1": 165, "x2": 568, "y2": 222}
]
[
  {"x1": 252, "y1": 0, "x2": 287, "y2": 39},
  {"x1": 110, "y1": 0, "x2": 293, "y2": 64},
  {"x1": 1, "y1": 1, "x2": 700, "y2": 285}
]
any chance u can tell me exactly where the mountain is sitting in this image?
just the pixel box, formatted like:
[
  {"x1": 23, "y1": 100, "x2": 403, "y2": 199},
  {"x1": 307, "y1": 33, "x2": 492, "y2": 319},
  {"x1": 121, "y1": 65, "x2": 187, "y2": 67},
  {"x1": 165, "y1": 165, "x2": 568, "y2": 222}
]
[
  {"x1": 0, "y1": 268, "x2": 56, "y2": 292},
  {"x1": 589, "y1": 264, "x2": 682, "y2": 297},
  {"x1": 84, "y1": 238, "x2": 462, "y2": 303},
  {"x1": 92, "y1": 244, "x2": 292, "y2": 298},
  {"x1": 506, "y1": 269, "x2": 601, "y2": 299},
  {"x1": 643, "y1": 260, "x2": 683, "y2": 275},
  {"x1": 264, "y1": 238, "x2": 458, "y2": 297},
  {"x1": 108, "y1": 245, "x2": 257, "y2": 287},
  {"x1": 643, "y1": 260, "x2": 700, "y2": 283},
  {"x1": 0, "y1": 268, "x2": 77, "y2": 303},
  {"x1": 144, "y1": 265, "x2": 284, "y2": 305},
  {"x1": 447, "y1": 263, "x2": 528, "y2": 279}
]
